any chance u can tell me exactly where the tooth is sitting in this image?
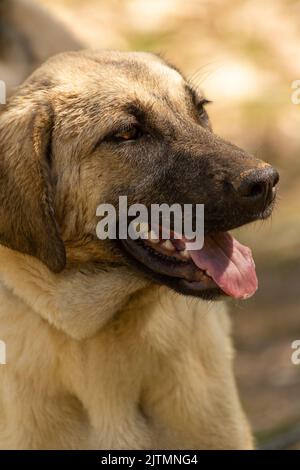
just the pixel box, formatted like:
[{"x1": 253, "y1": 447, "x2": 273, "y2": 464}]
[
  {"x1": 148, "y1": 230, "x2": 159, "y2": 243},
  {"x1": 206, "y1": 270, "x2": 212, "y2": 277},
  {"x1": 180, "y1": 249, "x2": 190, "y2": 259},
  {"x1": 162, "y1": 240, "x2": 175, "y2": 251}
]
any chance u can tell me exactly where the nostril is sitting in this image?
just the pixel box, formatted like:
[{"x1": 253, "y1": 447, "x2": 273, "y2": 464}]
[
  {"x1": 234, "y1": 166, "x2": 279, "y2": 202},
  {"x1": 237, "y1": 176, "x2": 267, "y2": 200},
  {"x1": 247, "y1": 181, "x2": 265, "y2": 199}
]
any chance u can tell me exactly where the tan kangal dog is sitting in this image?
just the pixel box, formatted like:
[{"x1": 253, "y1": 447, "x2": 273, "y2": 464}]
[{"x1": 0, "y1": 51, "x2": 279, "y2": 449}]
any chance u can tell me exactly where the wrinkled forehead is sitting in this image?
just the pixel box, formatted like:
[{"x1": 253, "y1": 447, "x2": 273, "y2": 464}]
[
  {"x1": 116, "y1": 58, "x2": 187, "y2": 108},
  {"x1": 50, "y1": 52, "x2": 189, "y2": 107},
  {"x1": 123, "y1": 55, "x2": 186, "y2": 101}
]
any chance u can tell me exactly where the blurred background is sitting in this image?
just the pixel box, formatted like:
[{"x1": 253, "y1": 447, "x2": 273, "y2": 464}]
[{"x1": 1, "y1": 0, "x2": 300, "y2": 449}]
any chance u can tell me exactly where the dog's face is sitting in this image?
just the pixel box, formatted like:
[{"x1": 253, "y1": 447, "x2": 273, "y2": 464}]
[{"x1": 0, "y1": 51, "x2": 279, "y2": 300}]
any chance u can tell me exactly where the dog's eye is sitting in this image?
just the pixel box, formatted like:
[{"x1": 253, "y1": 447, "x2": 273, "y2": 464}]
[
  {"x1": 197, "y1": 99, "x2": 211, "y2": 121},
  {"x1": 110, "y1": 125, "x2": 143, "y2": 142}
]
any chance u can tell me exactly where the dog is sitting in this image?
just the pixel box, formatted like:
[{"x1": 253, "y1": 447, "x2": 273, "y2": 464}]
[{"x1": 0, "y1": 50, "x2": 279, "y2": 449}]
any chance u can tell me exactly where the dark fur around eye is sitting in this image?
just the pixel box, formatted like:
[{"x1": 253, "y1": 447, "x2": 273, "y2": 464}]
[{"x1": 197, "y1": 99, "x2": 211, "y2": 121}]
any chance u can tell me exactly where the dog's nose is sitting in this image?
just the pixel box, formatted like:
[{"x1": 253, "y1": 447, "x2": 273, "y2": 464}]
[{"x1": 233, "y1": 166, "x2": 279, "y2": 208}]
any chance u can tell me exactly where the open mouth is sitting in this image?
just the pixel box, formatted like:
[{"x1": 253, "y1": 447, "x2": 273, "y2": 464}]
[{"x1": 120, "y1": 225, "x2": 258, "y2": 300}]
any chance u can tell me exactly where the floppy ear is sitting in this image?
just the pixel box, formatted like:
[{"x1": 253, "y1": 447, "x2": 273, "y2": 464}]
[{"x1": 0, "y1": 101, "x2": 66, "y2": 272}]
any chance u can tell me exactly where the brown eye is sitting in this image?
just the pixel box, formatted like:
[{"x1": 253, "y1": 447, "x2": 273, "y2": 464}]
[
  {"x1": 112, "y1": 125, "x2": 143, "y2": 142},
  {"x1": 198, "y1": 105, "x2": 207, "y2": 119},
  {"x1": 197, "y1": 99, "x2": 211, "y2": 120}
]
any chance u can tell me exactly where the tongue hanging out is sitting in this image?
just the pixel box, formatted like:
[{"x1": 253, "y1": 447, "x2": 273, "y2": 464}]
[
  {"x1": 189, "y1": 232, "x2": 258, "y2": 299},
  {"x1": 128, "y1": 223, "x2": 258, "y2": 300}
]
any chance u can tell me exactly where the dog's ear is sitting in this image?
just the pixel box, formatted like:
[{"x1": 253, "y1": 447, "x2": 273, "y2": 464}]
[{"x1": 0, "y1": 100, "x2": 66, "y2": 272}]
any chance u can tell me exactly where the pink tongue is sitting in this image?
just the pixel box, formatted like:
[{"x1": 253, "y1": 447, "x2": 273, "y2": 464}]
[{"x1": 189, "y1": 232, "x2": 258, "y2": 299}]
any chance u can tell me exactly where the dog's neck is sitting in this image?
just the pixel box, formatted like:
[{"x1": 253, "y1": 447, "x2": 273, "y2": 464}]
[{"x1": 0, "y1": 245, "x2": 150, "y2": 339}]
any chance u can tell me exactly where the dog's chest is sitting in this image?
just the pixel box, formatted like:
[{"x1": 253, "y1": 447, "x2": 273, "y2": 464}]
[{"x1": 0, "y1": 285, "x2": 232, "y2": 449}]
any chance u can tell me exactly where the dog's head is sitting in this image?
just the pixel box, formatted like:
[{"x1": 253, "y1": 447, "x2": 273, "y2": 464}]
[{"x1": 0, "y1": 50, "x2": 279, "y2": 300}]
